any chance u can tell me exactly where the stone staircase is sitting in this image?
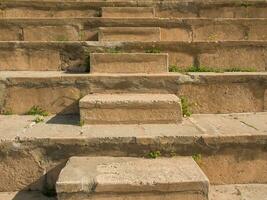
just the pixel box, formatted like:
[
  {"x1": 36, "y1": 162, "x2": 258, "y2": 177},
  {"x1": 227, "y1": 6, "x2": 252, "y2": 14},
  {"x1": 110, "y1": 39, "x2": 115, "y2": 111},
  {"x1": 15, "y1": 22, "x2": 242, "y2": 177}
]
[{"x1": 0, "y1": 0, "x2": 267, "y2": 200}]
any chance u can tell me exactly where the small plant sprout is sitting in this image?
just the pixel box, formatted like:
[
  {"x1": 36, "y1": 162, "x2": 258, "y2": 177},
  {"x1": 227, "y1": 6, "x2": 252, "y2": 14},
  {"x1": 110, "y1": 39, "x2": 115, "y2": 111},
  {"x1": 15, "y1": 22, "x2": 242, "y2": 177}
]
[
  {"x1": 107, "y1": 47, "x2": 122, "y2": 53},
  {"x1": 192, "y1": 154, "x2": 202, "y2": 163},
  {"x1": 169, "y1": 65, "x2": 257, "y2": 73},
  {"x1": 148, "y1": 151, "x2": 161, "y2": 159},
  {"x1": 26, "y1": 106, "x2": 49, "y2": 116},
  {"x1": 169, "y1": 65, "x2": 182, "y2": 73},
  {"x1": 145, "y1": 47, "x2": 161, "y2": 53},
  {"x1": 79, "y1": 120, "x2": 85, "y2": 127},
  {"x1": 33, "y1": 116, "x2": 45, "y2": 124},
  {"x1": 56, "y1": 35, "x2": 69, "y2": 41},
  {"x1": 180, "y1": 96, "x2": 192, "y2": 117},
  {"x1": 3, "y1": 110, "x2": 12, "y2": 115}
]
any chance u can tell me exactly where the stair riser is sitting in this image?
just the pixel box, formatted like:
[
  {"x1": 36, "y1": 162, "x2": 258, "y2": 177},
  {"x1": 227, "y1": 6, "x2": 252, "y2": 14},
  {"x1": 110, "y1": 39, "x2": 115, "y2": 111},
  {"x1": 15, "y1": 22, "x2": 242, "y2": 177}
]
[
  {"x1": 0, "y1": 42, "x2": 267, "y2": 71},
  {"x1": 90, "y1": 53, "x2": 168, "y2": 73},
  {"x1": 80, "y1": 107, "x2": 182, "y2": 124},
  {"x1": 1, "y1": 1, "x2": 267, "y2": 18},
  {"x1": 1, "y1": 74, "x2": 266, "y2": 115},
  {"x1": 0, "y1": 135, "x2": 266, "y2": 192},
  {"x1": 98, "y1": 27, "x2": 161, "y2": 42},
  {"x1": 2, "y1": 19, "x2": 267, "y2": 42},
  {"x1": 58, "y1": 192, "x2": 206, "y2": 200},
  {"x1": 101, "y1": 7, "x2": 155, "y2": 18}
]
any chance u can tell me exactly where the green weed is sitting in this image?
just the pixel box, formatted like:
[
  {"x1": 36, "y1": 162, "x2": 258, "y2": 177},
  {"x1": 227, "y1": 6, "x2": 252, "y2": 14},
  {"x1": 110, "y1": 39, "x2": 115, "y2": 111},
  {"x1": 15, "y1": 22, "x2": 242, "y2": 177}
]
[
  {"x1": 181, "y1": 96, "x2": 192, "y2": 117},
  {"x1": 26, "y1": 106, "x2": 49, "y2": 116},
  {"x1": 148, "y1": 151, "x2": 161, "y2": 159}
]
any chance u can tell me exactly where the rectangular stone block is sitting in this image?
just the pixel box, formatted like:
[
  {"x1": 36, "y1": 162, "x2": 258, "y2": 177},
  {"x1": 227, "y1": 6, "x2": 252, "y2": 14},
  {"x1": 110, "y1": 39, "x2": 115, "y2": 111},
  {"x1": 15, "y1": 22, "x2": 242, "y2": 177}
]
[
  {"x1": 23, "y1": 26, "x2": 79, "y2": 41},
  {"x1": 199, "y1": 48, "x2": 267, "y2": 71},
  {"x1": 0, "y1": 49, "x2": 61, "y2": 71},
  {"x1": 98, "y1": 27, "x2": 161, "y2": 42},
  {"x1": 56, "y1": 156, "x2": 209, "y2": 200},
  {"x1": 0, "y1": 28, "x2": 22, "y2": 41},
  {"x1": 2, "y1": 8, "x2": 96, "y2": 18},
  {"x1": 90, "y1": 53, "x2": 168, "y2": 73},
  {"x1": 79, "y1": 93, "x2": 182, "y2": 124},
  {"x1": 101, "y1": 7, "x2": 155, "y2": 18}
]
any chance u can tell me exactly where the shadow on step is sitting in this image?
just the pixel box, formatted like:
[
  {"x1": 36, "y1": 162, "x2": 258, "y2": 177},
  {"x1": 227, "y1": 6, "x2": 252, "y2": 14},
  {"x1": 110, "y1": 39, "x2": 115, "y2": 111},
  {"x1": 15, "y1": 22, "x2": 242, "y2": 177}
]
[
  {"x1": 10, "y1": 161, "x2": 68, "y2": 200},
  {"x1": 46, "y1": 114, "x2": 80, "y2": 126}
]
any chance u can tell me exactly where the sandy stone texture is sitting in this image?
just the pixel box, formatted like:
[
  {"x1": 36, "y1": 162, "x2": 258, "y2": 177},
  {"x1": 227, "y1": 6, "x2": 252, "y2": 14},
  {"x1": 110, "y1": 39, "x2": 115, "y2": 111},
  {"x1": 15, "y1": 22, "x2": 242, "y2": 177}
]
[{"x1": 56, "y1": 156, "x2": 209, "y2": 200}]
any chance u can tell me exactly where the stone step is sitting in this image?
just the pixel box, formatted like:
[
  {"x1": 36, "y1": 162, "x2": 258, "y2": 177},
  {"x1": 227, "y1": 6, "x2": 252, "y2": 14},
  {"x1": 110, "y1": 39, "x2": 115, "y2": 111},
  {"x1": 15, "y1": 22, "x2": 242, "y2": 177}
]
[
  {"x1": 56, "y1": 156, "x2": 209, "y2": 200},
  {"x1": 210, "y1": 184, "x2": 267, "y2": 200},
  {"x1": 1, "y1": 184, "x2": 267, "y2": 200},
  {"x1": 79, "y1": 93, "x2": 182, "y2": 124},
  {"x1": 90, "y1": 53, "x2": 168, "y2": 73},
  {"x1": 0, "y1": 41, "x2": 267, "y2": 72},
  {"x1": 0, "y1": 71, "x2": 266, "y2": 115},
  {"x1": 1, "y1": 1, "x2": 267, "y2": 18},
  {"x1": 98, "y1": 27, "x2": 161, "y2": 42},
  {"x1": 0, "y1": 191, "x2": 55, "y2": 200},
  {"x1": 0, "y1": 113, "x2": 267, "y2": 191},
  {"x1": 101, "y1": 7, "x2": 155, "y2": 18},
  {"x1": 2, "y1": 18, "x2": 267, "y2": 42}
]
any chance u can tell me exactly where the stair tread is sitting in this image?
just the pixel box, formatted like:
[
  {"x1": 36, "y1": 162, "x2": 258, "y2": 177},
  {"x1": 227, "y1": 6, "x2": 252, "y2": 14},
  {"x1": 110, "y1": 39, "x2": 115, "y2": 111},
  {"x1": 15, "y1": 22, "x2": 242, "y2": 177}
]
[
  {"x1": 80, "y1": 93, "x2": 179, "y2": 106},
  {"x1": 56, "y1": 156, "x2": 209, "y2": 194},
  {"x1": 1, "y1": 112, "x2": 267, "y2": 141}
]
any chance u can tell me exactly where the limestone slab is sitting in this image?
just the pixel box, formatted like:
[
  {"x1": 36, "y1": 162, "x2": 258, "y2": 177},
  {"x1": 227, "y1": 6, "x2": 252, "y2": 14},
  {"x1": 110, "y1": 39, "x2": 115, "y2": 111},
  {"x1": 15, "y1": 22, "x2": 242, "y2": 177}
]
[
  {"x1": 0, "y1": 191, "x2": 55, "y2": 200},
  {"x1": 90, "y1": 53, "x2": 168, "y2": 73},
  {"x1": 79, "y1": 93, "x2": 182, "y2": 124},
  {"x1": 56, "y1": 156, "x2": 209, "y2": 200},
  {"x1": 101, "y1": 7, "x2": 155, "y2": 18},
  {"x1": 210, "y1": 184, "x2": 267, "y2": 200},
  {"x1": 98, "y1": 27, "x2": 160, "y2": 42}
]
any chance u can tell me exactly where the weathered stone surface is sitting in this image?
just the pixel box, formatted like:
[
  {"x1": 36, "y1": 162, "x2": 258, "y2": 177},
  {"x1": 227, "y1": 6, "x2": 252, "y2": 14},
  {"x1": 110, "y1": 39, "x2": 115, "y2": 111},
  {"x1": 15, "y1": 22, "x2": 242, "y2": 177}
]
[
  {"x1": 90, "y1": 53, "x2": 169, "y2": 73},
  {"x1": 0, "y1": 1, "x2": 266, "y2": 19},
  {"x1": 98, "y1": 27, "x2": 160, "y2": 42},
  {"x1": 0, "y1": 48, "x2": 61, "y2": 71},
  {"x1": 101, "y1": 7, "x2": 155, "y2": 18},
  {"x1": 161, "y1": 28, "x2": 191, "y2": 41},
  {"x1": 5, "y1": 86, "x2": 81, "y2": 115},
  {"x1": 0, "y1": 41, "x2": 266, "y2": 71},
  {"x1": 0, "y1": 8, "x2": 97, "y2": 18},
  {"x1": 2, "y1": 18, "x2": 267, "y2": 42},
  {"x1": 0, "y1": 112, "x2": 266, "y2": 191},
  {"x1": 0, "y1": 150, "x2": 46, "y2": 191},
  {"x1": 0, "y1": 191, "x2": 56, "y2": 200},
  {"x1": 193, "y1": 24, "x2": 244, "y2": 41},
  {"x1": 199, "y1": 7, "x2": 267, "y2": 18},
  {"x1": 0, "y1": 71, "x2": 266, "y2": 114},
  {"x1": 264, "y1": 90, "x2": 267, "y2": 111},
  {"x1": 79, "y1": 93, "x2": 182, "y2": 124},
  {"x1": 199, "y1": 48, "x2": 267, "y2": 71},
  {"x1": 56, "y1": 156, "x2": 209, "y2": 200},
  {"x1": 178, "y1": 81, "x2": 264, "y2": 114},
  {"x1": 23, "y1": 26, "x2": 79, "y2": 41},
  {"x1": 210, "y1": 184, "x2": 267, "y2": 200},
  {"x1": 0, "y1": 27, "x2": 23, "y2": 41}
]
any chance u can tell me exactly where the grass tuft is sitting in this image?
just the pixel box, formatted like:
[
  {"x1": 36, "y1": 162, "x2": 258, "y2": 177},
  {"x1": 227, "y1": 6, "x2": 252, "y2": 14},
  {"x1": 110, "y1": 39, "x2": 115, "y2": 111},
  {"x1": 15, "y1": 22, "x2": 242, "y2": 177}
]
[
  {"x1": 169, "y1": 65, "x2": 257, "y2": 73},
  {"x1": 33, "y1": 116, "x2": 45, "y2": 123},
  {"x1": 145, "y1": 47, "x2": 161, "y2": 53},
  {"x1": 147, "y1": 151, "x2": 161, "y2": 159},
  {"x1": 181, "y1": 96, "x2": 192, "y2": 117},
  {"x1": 26, "y1": 106, "x2": 49, "y2": 116}
]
